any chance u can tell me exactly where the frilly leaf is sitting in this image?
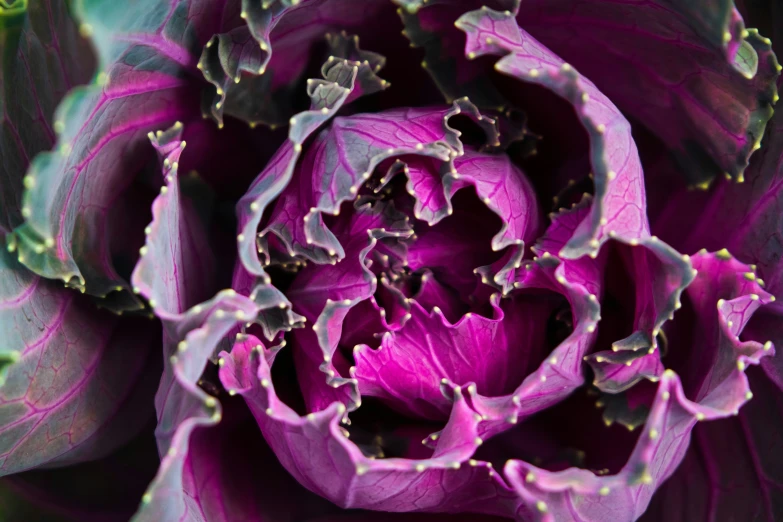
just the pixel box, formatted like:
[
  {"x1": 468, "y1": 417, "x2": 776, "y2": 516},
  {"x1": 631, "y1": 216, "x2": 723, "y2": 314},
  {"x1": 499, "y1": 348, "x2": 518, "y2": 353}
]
[
  {"x1": 584, "y1": 238, "x2": 695, "y2": 393},
  {"x1": 130, "y1": 122, "x2": 216, "y2": 321},
  {"x1": 134, "y1": 283, "x2": 303, "y2": 520},
  {"x1": 260, "y1": 98, "x2": 483, "y2": 266},
  {"x1": 640, "y1": 364, "x2": 783, "y2": 522},
  {"x1": 236, "y1": 41, "x2": 389, "y2": 278},
  {"x1": 218, "y1": 335, "x2": 526, "y2": 517},
  {"x1": 454, "y1": 256, "x2": 601, "y2": 443},
  {"x1": 129, "y1": 119, "x2": 307, "y2": 518},
  {"x1": 516, "y1": 0, "x2": 779, "y2": 184},
  {"x1": 286, "y1": 200, "x2": 413, "y2": 413},
  {"x1": 377, "y1": 147, "x2": 540, "y2": 294},
  {"x1": 501, "y1": 249, "x2": 775, "y2": 521},
  {"x1": 354, "y1": 293, "x2": 557, "y2": 420},
  {"x1": 200, "y1": 0, "x2": 391, "y2": 127},
  {"x1": 456, "y1": 7, "x2": 649, "y2": 260},
  {"x1": 533, "y1": 194, "x2": 695, "y2": 393}
]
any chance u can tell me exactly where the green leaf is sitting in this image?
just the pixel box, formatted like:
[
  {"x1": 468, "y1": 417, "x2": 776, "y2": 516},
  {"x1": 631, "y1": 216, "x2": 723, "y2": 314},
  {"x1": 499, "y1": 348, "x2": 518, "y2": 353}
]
[{"x1": 0, "y1": 0, "x2": 94, "y2": 233}]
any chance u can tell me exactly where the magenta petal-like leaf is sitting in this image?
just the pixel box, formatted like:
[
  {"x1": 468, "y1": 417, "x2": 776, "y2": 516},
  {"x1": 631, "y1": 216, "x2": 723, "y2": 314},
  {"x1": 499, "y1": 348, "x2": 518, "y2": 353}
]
[
  {"x1": 664, "y1": 251, "x2": 774, "y2": 412},
  {"x1": 285, "y1": 201, "x2": 412, "y2": 413},
  {"x1": 386, "y1": 148, "x2": 540, "y2": 295},
  {"x1": 354, "y1": 294, "x2": 554, "y2": 420},
  {"x1": 536, "y1": 190, "x2": 695, "y2": 394},
  {"x1": 133, "y1": 292, "x2": 261, "y2": 520},
  {"x1": 454, "y1": 255, "x2": 601, "y2": 443},
  {"x1": 451, "y1": 150, "x2": 540, "y2": 250},
  {"x1": 584, "y1": 239, "x2": 695, "y2": 393},
  {"x1": 123, "y1": 119, "x2": 306, "y2": 517},
  {"x1": 168, "y1": 400, "x2": 342, "y2": 522},
  {"x1": 219, "y1": 335, "x2": 528, "y2": 518},
  {"x1": 743, "y1": 302, "x2": 783, "y2": 391}
]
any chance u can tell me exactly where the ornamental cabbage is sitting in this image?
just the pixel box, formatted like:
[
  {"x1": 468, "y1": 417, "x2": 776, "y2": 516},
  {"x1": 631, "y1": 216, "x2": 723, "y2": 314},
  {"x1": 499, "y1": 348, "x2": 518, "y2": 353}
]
[{"x1": 1, "y1": 0, "x2": 782, "y2": 521}]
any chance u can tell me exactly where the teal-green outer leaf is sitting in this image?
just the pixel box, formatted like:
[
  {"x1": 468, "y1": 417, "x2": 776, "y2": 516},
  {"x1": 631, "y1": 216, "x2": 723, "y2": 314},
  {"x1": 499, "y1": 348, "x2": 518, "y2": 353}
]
[
  {"x1": 9, "y1": 0, "x2": 220, "y2": 301},
  {"x1": 0, "y1": 246, "x2": 159, "y2": 476},
  {"x1": 0, "y1": 0, "x2": 94, "y2": 234}
]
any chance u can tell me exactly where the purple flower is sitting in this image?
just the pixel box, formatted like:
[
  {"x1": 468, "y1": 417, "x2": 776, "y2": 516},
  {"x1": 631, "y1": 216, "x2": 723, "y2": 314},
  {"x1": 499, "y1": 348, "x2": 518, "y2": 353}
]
[{"x1": 1, "y1": 0, "x2": 782, "y2": 521}]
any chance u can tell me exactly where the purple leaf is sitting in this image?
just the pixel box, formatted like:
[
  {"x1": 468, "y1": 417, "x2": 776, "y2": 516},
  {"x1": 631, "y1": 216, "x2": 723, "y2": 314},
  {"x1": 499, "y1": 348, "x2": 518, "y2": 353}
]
[
  {"x1": 583, "y1": 239, "x2": 695, "y2": 393},
  {"x1": 534, "y1": 195, "x2": 695, "y2": 394},
  {"x1": 743, "y1": 301, "x2": 783, "y2": 391},
  {"x1": 354, "y1": 294, "x2": 557, "y2": 420},
  {"x1": 134, "y1": 184, "x2": 305, "y2": 522},
  {"x1": 412, "y1": 269, "x2": 467, "y2": 322},
  {"x1": 531, "y1": 194, "x2": 602, "y2": 294},
  {"x1": 456, "y1": 8, "x2": 649, "y2": 260},
  {"x1": 663, "y1": 251, "x2": 774, "y2": 413},
  {"x1": 450, "y1": 150, "x2": 540, "y2": 250},
  {"x1": 218, "y1": 335, "x2": 528, "y2": 518},
  {"x1": 286, "y1": 200, "x2": 412, "y2": 413},
  {"x1": 0, "y1": 427, "x2": 158, "y2": 522},
  {"x1": 166, "y1": 398, "x2": 342, "y2": 522},
  {"x1": 381, "y1": 148, "x2": 541, "y2": 295},
  {"x1": 131, "y1": 123, "x2": 216, "y2": 320},
  {"x1": 640, "y1": 365, "x2": 783, "y2": 522},
  {"x1": 458, "y1": 254, "x2": 601, "y2": 442},
  {"x1": 130, "y1": 134, "x2": 306, "y2": 521},
  {"x1": 0, "y1": 0, "x2": 95, "y2": 234},
  {"x1": 133, "y1": 291, "x2": 263, "y2": 521},
  {"x1": 9, "y1": 0, "x2": 226, "y2": 300},
  {"x1": 260, "y1": 99, "x2": 482, "y2": 266},
  {"x1": 201, "y1": 4, "x2": 391, "y2": 126},
  {"x1": 654, "y1": 103, "x2": 783, "y2": 300},
  {"x1": 236, "y1": 43, "x2": 391, "y2": 278},
  {"x1": 517, "y1": 0, "x2": 779, "y2": 185},
  {"x1": 0, "y1": 247, "x2": 158, "y2": 476},
  {"x1": 503, "y1": 250, "x2": 775, "y2": 521}
]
